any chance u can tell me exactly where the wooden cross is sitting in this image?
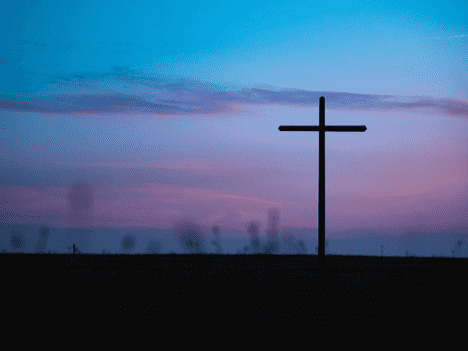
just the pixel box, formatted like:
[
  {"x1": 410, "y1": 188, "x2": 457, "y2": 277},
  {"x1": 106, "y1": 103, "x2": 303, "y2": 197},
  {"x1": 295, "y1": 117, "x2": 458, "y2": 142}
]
[{"x1": 279, "y1": 96, "x2": 367, "y2": 270}]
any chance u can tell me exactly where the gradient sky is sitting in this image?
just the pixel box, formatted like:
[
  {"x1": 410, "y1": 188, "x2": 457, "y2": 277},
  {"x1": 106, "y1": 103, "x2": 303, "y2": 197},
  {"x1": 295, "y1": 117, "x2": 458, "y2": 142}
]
[{"x1": 1, "y1": 0, "x2": 467, "y2": 237}]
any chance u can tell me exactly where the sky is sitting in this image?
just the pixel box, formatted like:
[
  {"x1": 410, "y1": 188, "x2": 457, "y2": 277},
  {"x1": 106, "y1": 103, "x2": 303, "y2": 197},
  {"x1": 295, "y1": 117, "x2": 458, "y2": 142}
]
[{"x1": 1, "y1": 0, "x2": 467, "y2": 241}]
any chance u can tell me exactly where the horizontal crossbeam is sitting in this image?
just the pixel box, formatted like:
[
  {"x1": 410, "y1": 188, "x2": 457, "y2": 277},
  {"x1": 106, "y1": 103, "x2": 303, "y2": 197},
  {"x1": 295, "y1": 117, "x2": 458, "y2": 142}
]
[{"x1": 278, "y1": 125, "x2": 367, "y2": 132}]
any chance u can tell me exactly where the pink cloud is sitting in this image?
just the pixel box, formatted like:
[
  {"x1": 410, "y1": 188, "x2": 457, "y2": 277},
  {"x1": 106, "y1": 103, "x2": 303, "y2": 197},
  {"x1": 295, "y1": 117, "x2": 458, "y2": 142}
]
[
  {"x1": 2, "y1": 172, "x2": 467, "y2": 236},
  {"x1": 1, "y1": 68, "x2": 466, "y2": 120}
]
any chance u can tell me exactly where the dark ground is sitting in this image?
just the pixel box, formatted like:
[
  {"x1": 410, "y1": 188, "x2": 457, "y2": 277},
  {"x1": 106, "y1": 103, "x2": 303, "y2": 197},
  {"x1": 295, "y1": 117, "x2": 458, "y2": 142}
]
[{"x1": 2, "y1": 253, "x2": 467, "y2": 340}]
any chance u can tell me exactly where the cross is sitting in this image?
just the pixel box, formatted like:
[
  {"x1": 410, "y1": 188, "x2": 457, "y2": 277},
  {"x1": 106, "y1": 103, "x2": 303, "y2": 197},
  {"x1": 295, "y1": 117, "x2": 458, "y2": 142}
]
[{"x1": 279, "y1": 96, "x2": 367, "y2": 270}]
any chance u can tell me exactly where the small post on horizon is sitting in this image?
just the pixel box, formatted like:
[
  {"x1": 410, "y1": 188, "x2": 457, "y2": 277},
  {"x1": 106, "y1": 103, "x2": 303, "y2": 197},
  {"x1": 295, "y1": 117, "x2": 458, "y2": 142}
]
[
  {"x1": 73, "y1": 243, "x2": 75, "y2": 255},
  {"x1": 279, "y1": 96, "x2": 367, "y2": 271}
]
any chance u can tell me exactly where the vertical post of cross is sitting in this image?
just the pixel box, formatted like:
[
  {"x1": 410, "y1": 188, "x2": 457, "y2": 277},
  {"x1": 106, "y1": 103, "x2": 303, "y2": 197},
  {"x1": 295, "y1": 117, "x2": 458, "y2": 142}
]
[
  {"x1": 318, "y1": 97, "x2": 325, "y2": 270},
  {"x1": 73, "y1": 243, "x2": 75, "y2": 254},
  {"x1": 278, "y1": 96, "x2": 367, "y2": 272}
]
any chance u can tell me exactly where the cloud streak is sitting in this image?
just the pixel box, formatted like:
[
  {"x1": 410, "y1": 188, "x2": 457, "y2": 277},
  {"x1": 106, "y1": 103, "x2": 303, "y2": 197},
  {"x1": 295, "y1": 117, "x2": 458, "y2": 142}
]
[
  {"x1": 1, "y1": 67, "x2": 466, "y2": 119},
  {"x1": 424, "y1": 33, "x2": 468, "y2": 40}
]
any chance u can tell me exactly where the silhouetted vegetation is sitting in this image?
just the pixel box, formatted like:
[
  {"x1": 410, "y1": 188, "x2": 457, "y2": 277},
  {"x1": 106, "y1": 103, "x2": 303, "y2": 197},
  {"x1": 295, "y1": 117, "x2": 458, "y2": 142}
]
[
  {"x1": 210, "y1": 224, "x2": 223, "y2": 254},
  {"x1": 145, "y1": 239, "x2": 162, "y2": 254},
  {"x1": 247, "y1": 220, "x2": 261, "y2": 254},
  {"x1": 263, "y1": 207, "x2": 281, "y2": 254},
  {"x1": 297, "y1": 240, "x2": 307, "y2": 254},
  {"x1": 172, "y1": 216, "x2": 206, "y2": 254},
  {"x1": 1, "y1": 206, "x2": 465, "y2": 257},
  {"x1": 454, "y1": 240, "x2": 464, "y2": 257},
  {"x1": 120, "y1": 232, "x2": 137, "y2": 253},
  {"x1": 9, "y1": 230, "x2": 25, "y2": 252},
  {"x1": 67, "y1": 244, "x2": 82, "y2": 254},
  {"x1": 35, "y1": 223, "x2": 50, "y2": 253}
]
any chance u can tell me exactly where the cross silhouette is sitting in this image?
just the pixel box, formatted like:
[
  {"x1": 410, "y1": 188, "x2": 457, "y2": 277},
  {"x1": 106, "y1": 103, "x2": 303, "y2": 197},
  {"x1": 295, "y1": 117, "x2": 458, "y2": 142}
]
[{"x1": 279, "y1": 96, "x2": 367, "y2": 270}]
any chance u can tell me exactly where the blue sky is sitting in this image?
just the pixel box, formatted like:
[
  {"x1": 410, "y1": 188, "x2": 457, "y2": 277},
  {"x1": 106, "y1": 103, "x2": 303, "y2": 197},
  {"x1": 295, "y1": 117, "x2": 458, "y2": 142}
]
[
  {"x1": 2, "y1": 0, "x2": 467, "y2": 98},
  {"x1": 0, "y1": 0, "x2": 467, "y2": 238}
]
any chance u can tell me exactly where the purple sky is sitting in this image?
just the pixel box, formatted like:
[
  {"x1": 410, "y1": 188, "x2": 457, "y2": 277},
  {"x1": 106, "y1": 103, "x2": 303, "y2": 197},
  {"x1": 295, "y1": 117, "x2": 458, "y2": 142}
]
[{"x1": 1, "y1": 1, "x2": 467, "y2": 238}]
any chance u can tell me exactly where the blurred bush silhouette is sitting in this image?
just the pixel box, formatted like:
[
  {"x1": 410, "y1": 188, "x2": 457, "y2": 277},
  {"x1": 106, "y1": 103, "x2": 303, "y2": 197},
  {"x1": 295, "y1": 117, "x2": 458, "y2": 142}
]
[
  {"x1": 264, "y1": 208, "x2": 281, "y2": 254},
  {"x1": 455, "y1": 240, "x2": 464, "y2": 257},
  {"x1": 145, "y1": 239, "x2": 162, "y2": 254},
  {"x1": 280, "y1": 232, "x2": 308, "y2": 255},
  {"x1": 282, "y1": 232, "x2": 294, "y2": 254},
  {"x1": 172, "y1": 217, "x2": 206, "y2": 254},
  {"x1": 297, "y1": 240, "x2": 307, "y2": 254},
  {"x1": 210, "y1": 240, "x2": 223, "y2": 254},
  {"x1": 247, "y1": 221, "x2": 261, "y2": 254},
  {"x1": 210, "y1": 225, "x2": 223, "y2": 254},
  {"x1": 212, "y1": 225, "x2": 220, "y2": 239},
  {"x1": 9, "y1": 230, "x2": 25, "y2": 252},
  {"x1": 35, "y1": 223, "x2": 50, "y2": 253},
  {"x1": 120, "y1": 232, "x2": 137, "y2": 253}
]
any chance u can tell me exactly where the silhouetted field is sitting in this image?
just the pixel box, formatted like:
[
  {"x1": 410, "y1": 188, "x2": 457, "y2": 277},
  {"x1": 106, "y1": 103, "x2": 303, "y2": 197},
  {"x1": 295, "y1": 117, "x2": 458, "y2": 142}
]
[
  {"x1": 2, "y1": 210, "x2": 467, "y2": 338},
  {"x1": 2, "y1": 252, "x2": 466, "y2": 338}
]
